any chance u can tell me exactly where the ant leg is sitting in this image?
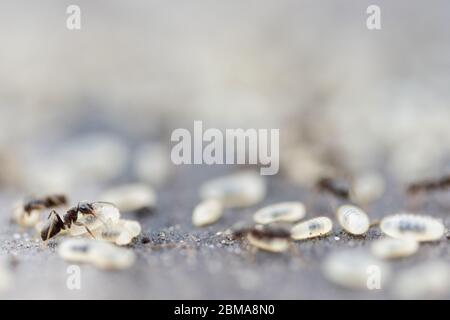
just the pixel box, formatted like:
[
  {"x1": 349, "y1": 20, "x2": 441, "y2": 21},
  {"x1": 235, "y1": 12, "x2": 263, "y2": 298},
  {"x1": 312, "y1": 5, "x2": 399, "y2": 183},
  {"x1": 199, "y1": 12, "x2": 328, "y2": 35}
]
[
  {"x1": 45, "y1": 223, "x2": 54, "y2": 242},
  {"x1": 42, "y1": 214, "x2": 56, "y2": 244},
  {"x1": 74, "y1": 222, "x2": 96, "y2": 239}
]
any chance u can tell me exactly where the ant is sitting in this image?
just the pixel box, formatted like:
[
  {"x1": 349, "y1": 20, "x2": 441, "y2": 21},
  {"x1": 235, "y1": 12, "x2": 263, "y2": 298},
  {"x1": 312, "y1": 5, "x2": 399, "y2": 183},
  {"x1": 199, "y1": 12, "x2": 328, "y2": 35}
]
[
  {"x1": 41, "y1": 201, "x2": 103, "y2": 241},
  {"x1": 407, "y1": 174, "x2": 450, "y2": 195},
  {"x1": 248, "y1": 227, "x2": 291, "y2": 240},
  {"x1": 23, "y1": 194, "x2": 67, "y2": 214},
  {"x1": 231, "y1": 225, "x2": 291, "y2": 240},
  {"x1": 231, "y1": 224, "x2": 292, "y2": 257},
  {"x1": 316, "y1": 177, "x2": 350, "y2": 200}
]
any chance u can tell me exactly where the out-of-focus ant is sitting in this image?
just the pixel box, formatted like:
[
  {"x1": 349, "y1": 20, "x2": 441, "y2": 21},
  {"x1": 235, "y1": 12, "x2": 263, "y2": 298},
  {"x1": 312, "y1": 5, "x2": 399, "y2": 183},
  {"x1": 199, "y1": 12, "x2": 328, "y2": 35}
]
[
  {"x1": 405, "y1": 174, "x2": 450, "y2": 210},
  {"x1": 23, "y1": 194, "x2": 67, "y2": 214},
  {"x1": 316, "y1": 177, "x2": 350, "y2": 200},
  {"x1": 407, "y1": 175, "x2": 450, "y2": 195}
]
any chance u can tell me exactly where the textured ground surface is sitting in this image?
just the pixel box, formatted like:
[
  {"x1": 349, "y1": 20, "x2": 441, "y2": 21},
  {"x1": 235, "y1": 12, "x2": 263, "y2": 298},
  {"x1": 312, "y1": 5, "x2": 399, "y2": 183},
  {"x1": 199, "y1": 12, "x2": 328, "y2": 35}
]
[{"x1": 1, "y1": 165, "x2": 449, "y2": 300}]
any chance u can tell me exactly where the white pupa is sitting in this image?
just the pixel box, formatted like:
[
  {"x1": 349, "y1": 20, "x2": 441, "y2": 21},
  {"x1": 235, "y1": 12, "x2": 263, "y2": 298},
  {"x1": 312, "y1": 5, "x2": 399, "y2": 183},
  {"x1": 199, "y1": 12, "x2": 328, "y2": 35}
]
[
  {"x1": 199, "y1": 171, "x2": 266, "y2": 208},
  {"x1": 93, "y1": 219, "x2": 142, "y2": 246},
  {"x1": 253, "y1": 202, "x2": 305, "y2": 225},
  {"x1": 99, "y1": 183, "x2": 156, "y2": 213},
  {"x1": 392, "y1": 261, "x2": 450, "y2": 299},
  {"x1": 58, "y1": 238, "x2": 95, "y2": 264},
  {"x1": 371, "y1": 237, "x2": 419, "y2": 259},
  {"x1": 291, "y1": 217, "x2": 333, "y2": 240},
  {"x1": 336, "y1": 205, "x2": 370, "y2": 235},
  {"x1": 58, "y1": 238, "x2": 135, "y2": 270},
  {"x1": 350, "y1": 172, "x2": 385, "y2": 205},
  {"x1": 192, "y1": 199, "x2": 223, "y2": 227},
  {"x1": 380, "y1": 214, "x2": 445, "y2": 242},
  {"x1": 322, "y1": 250, "x2": 390, "y2": 290}
]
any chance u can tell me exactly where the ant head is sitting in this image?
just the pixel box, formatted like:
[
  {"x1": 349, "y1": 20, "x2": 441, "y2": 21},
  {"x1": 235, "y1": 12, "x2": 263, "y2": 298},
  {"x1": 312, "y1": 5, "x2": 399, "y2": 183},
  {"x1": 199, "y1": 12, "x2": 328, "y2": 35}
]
[{"x1": 78, "y1": 202, "x2": 95, "y2": 214}]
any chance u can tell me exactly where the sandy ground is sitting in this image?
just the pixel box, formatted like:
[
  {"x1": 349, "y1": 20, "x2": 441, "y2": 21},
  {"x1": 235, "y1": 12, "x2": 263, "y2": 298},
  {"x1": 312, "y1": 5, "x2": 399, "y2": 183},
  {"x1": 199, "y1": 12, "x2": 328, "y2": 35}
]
[{"x1": 1, "y1": 165, "x2": 449, "y2": 300}]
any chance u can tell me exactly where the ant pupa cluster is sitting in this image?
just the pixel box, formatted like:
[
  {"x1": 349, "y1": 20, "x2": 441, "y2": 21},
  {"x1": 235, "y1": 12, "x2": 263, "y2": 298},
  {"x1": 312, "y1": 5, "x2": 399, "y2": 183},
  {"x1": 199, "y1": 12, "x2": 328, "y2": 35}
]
[
  {"x1": 7, "y1": 166, "x2": 450, "y2": 296},
  {"x1": 12, "y1": 196, "x2": 142, "y2": 246},
  {"x1": 199, "y1": 169, "x2": 449, "y2": 296},
  {"x1": 11, "y1": 193, "x2": 142, "y2": 270},
  {"x1": 203, "y1": 170, "x2": 438, "y2": 291}
]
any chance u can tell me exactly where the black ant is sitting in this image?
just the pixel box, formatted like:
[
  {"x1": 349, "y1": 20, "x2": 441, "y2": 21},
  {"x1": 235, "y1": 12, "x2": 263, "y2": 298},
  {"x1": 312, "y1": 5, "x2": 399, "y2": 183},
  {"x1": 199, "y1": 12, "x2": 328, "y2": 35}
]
[
  {"x1": 231, "y1": 225, "x2": 291, "y2": 240},
  {"x1": 41, "y1": 201, "x2": 103, "y2": 241},
  {"x1": 248, "y1": 227, "x2": 291, "y2": 240},
  {"x1": 316, "y1": 177, "x2": 350, "y2": 200},
  {"x1": 40, "y1": 210, "x2": 66, "y2": 241},
  {"x1": 23, "y1": 194, "x2": 67, "y2": 214},
  {"x1": 407, "y1": 175, "x2": 450, "y2": 195}
]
